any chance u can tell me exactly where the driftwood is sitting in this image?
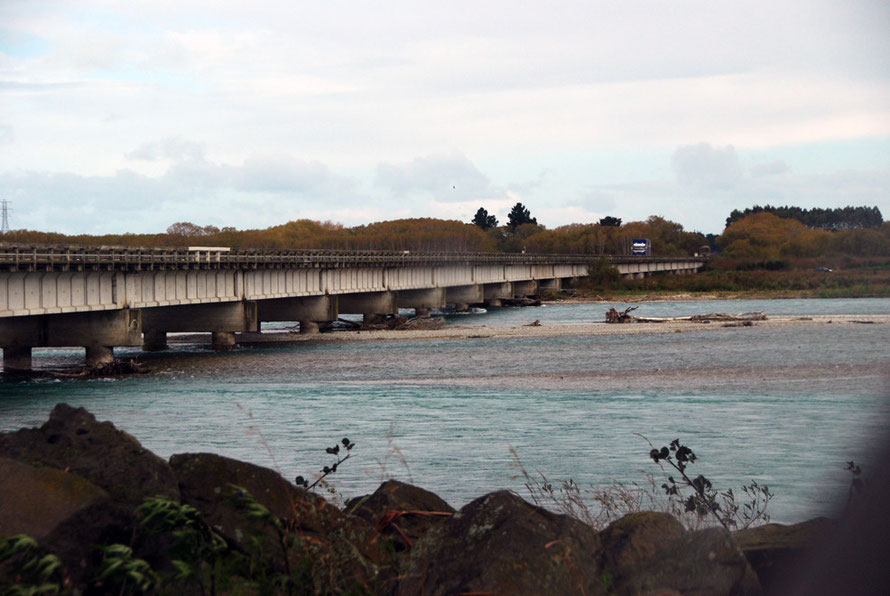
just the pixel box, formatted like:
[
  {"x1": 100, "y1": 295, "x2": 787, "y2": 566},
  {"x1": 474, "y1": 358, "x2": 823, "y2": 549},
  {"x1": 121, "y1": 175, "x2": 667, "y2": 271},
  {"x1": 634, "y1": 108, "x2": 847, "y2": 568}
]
[
  {"x1": 605, "y1": 307, "x2": 766, "y2": 324},
  {"x1": 361, "y1": 315, "x2": 445, "y2": 331},
  {"x1": 51, "y1": 359, "x2": 148, "y2": 378}
]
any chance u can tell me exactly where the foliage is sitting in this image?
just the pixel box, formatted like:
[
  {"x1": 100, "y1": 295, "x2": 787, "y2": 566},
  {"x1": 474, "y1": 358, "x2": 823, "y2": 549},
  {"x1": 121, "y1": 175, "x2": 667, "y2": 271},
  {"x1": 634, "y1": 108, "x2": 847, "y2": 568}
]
[
  {"x1": 471, "y1": 207, "x2": 498, "y2": 230},
  {"x1": 647, "y1": 438, "x2": 772, "y2": 531},
  {"x1": 92, "y1": 544, "x2": 158, "y2": 595},
  {"x1": 136, "y1": 496, "x2": 229, "y2": 594},
  {"x1": 584, "y1": 257, "x2": 621, "y2": 287},
  {"x1": 598, "y1": 216, "x2": 622, "y2": 227},
  {"x1": 295, "y1": 437, "x2": 356, "y2": 491},
  {"x1": 0, "y1": 534, "x2": 62, "y2": 596},
  {"x1": 506, "y1": 202, "x2": 537, "y2": 230},
  {"x1": 726, "y1": 204, "x2": 883, "y2": 230}
]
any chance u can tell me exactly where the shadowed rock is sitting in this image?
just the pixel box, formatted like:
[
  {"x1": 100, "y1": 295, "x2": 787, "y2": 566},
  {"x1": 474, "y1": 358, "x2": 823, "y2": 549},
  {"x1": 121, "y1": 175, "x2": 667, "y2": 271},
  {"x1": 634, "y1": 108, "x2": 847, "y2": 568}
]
[
  {"x1": 0, "y1": 457, "x2": 109, "y2": 541},
  {"x1": 346, "y1": 479, "x2": 455, "y2": 551},
  {"x1": 170, "y1": 452, "x2": 390, "y2": 593},
  {"x1": 397, "y1": 490, "x2": 604, "y2": 595},
  {"x1": 733, "y1": 518, "x2": 835, "y2": 593},
  {"x1": 0, "y1": 403, "x2": 178, "y2": 505}
]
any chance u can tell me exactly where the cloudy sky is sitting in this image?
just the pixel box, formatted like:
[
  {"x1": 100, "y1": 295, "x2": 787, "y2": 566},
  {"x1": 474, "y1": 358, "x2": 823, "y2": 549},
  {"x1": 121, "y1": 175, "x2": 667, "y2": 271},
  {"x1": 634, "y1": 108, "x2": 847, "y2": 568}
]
[{"x1": 1, "y1": 0, "x2": 888, "y2": 235}]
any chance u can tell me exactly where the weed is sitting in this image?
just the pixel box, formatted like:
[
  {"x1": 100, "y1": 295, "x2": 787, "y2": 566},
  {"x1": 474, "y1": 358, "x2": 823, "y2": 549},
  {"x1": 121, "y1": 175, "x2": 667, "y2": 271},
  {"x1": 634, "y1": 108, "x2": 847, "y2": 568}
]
[
  {"x1": 645, "y1": 436, "x2": 772, "y2": 531},
  {"x1": 92, "y1": 544, "x2": 158, "y2": 595},
  {"x1": 295, "y1": 437, "x2": 355, "y2": 491},
  {"x1": 0, "y1": 534, "x2": 63, "y2": 595}
]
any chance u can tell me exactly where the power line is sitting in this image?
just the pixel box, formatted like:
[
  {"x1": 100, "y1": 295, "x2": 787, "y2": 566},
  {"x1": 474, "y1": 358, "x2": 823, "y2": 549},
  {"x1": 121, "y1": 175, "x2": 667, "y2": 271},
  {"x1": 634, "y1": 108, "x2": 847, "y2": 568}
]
[{"x1": 0, "y1": 200, "x2": 9, "y2": 234}]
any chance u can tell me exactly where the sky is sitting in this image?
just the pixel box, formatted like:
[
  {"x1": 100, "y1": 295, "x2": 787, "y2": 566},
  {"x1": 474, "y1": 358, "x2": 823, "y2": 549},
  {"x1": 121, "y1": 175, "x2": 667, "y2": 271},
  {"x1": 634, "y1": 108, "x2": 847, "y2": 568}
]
[{"x1": 1, "y1": 0, "x2": 888, "y2": 236}]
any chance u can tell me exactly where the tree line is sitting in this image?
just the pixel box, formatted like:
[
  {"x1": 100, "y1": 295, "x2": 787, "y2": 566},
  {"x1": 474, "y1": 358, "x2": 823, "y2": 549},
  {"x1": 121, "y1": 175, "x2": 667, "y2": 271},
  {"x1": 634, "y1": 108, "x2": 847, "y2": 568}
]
[
  {"x1": 2, "y1": 201, "x2": 888, "y2": 260},
  {"x1": 725, "y1": 205, "x2": 883, "y2": 231}
]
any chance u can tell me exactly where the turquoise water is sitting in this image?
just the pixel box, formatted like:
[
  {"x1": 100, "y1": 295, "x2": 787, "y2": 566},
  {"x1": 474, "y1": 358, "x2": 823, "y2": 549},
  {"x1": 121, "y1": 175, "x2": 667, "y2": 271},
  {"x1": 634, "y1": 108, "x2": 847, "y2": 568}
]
[{"x1": 2, "y1": 298, "x2": 889, "y2": 524}]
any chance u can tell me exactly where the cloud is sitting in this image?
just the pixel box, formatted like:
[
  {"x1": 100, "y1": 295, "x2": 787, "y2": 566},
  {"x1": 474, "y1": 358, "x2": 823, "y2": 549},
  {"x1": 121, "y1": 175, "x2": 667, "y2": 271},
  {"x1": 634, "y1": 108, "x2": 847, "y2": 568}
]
[
  {"x1": 750, "y1": 160, "x2": 790, "y2": 178},
  {"x1": 127, "y1": 137, "x2": 205, "y2": 162},
  {"x1": 0, "y1": 124, "x2": 12, "y2": 144},
  {"x1": 375, "y1": 152, "x2": 496, "y2": 203},
  {"x1": 235, "y1": 154, "x2": 355, "y2": 195},
  {"x1": 672, "y1": 143, "x2": 742, "y2": 190}
]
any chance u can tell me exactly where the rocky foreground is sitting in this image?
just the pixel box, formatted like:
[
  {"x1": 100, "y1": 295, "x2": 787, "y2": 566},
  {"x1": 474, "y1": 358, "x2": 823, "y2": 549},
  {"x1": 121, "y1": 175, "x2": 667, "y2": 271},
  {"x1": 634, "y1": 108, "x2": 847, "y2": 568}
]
[{"x1": 0, "y1": 405, "x2": 884, "y2": 595}]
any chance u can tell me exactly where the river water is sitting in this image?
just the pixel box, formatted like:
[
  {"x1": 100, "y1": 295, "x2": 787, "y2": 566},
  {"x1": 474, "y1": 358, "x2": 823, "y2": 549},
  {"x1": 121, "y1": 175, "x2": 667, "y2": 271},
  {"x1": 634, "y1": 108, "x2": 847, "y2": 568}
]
[{"x1": 2, "y1": 298, "x2": 889, "y2": 524}]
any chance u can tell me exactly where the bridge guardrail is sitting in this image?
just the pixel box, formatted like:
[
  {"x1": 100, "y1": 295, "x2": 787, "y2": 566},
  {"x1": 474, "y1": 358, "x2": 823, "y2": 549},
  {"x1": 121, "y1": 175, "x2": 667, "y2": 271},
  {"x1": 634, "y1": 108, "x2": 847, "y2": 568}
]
[{"x1": 0, "y1": 244, "x2": 707, "y2": 272}]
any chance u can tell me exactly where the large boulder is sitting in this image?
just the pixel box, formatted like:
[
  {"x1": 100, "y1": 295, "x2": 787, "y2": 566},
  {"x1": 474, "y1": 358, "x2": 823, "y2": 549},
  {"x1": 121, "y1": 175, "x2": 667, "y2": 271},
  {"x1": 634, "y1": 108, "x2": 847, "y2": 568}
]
[
  {"x1": 397, "y1": 490, "x2": 604, "y2": 595},
  {"x1": 600, "y1": 520, "x2": 762, "y2": 596},
  {"x1": 0, "y1": 403, "x2": 179, "y2": 505},
  {"x1": 346, "y1": 479, "x2": 455, "y2": 551},
  {"x1": 0, "y1": 457, "x2": 109, "y2": 541},
  {"x1": 170, "y1": 452, "x2": 389, "y2": 593},
  {"x1": 733, "y1": 518, "x2": 835, "y2": 592}
]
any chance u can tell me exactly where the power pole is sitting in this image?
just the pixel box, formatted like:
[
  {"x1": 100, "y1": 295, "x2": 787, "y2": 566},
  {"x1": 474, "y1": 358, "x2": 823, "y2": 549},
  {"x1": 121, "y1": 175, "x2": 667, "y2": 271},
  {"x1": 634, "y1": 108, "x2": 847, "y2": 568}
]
[{"x1": 0, "y1": 200, "x2": 9, "y2": 234}]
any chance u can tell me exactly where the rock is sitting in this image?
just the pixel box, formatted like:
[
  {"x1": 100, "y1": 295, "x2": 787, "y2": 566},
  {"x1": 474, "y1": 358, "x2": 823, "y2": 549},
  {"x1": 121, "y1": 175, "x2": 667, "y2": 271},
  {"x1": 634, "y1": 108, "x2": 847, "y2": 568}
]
[
  {"x1": 609, "y1": 526, "x2": 762, "y2": 596},
  {"x1": 397, "y1": 490, "x2": 604, "y2": 595},
  {"x1": 170, "y1": 452, "x2": 388, "y2": 593},
  {"x1": 0, "y1": 403, "x2": 179, "y2": 505},
  {"x1": 733, "y1": 518, "x2": 835, "y2": 592},
  {"x1": 42, "y1": 501, "x2": 140, "y2": 589},
  {"x1": 0, "y1": 457, "x2": 109, "y2": 541},
  {"x1": 346, "y1": 479, "x2": 455, "y2": 551},
  {"x1": 598, "y1": 511, "x2": 686, "y2": 572}
]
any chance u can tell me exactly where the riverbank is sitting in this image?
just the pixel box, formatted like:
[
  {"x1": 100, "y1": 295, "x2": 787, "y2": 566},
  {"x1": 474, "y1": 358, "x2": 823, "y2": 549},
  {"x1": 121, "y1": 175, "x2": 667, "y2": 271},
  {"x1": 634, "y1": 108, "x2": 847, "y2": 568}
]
[{"x1": 196, "y1": 314, "x2": 890, "y2": 346}]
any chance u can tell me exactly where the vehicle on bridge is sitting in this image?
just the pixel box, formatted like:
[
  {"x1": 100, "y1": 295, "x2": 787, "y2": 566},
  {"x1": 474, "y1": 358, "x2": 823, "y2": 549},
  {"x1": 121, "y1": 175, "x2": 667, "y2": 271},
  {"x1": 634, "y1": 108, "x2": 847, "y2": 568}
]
[{"x1": 631, "y1": 239, "x2": 651, "y2": 256}]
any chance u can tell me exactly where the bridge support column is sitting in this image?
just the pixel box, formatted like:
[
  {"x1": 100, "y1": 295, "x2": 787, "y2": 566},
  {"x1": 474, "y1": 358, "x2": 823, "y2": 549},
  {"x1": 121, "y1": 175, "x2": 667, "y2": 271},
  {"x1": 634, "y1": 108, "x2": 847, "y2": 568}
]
[
  {"x1": 363, "y1": 313, "x2": 387, "y2": 325},
  {"x1": 85, "y1": 345, "x2": 114, "y2": 368},
  {"x1": 2, "y1": 347, "x2": 32, "y2": 372},
  {"x1": 211, "y1": 332, "x2": 237, "y2": 351},
  {"x1": 414, "y1": 308, "x2": 431, "y2": 319},
  {"x1": 446, "y1": 284, "x2": 484, "y2": 309},
  {"x1": 299, "y1": 321, "x2": 320, "y2": 335},
  {"x1": 512, "y1": 281, "x2": 537, "y2": 298},
  {"x1": 143, "y1": 330, "x2": 168, "y2": 351},
  {"x1": 486, "y1": 299, "x2": 503, "y2": 308},
  {"x1": 340, "y1": 292, "x2": 397, "y2": 325}
]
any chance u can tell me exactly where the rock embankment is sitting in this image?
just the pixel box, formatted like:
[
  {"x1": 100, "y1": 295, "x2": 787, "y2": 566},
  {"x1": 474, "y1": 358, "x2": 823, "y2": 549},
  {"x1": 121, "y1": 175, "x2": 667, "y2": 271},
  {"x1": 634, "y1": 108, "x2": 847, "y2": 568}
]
[{"x1": 0, "y1": 405, "x2": 848, "y2": 594}]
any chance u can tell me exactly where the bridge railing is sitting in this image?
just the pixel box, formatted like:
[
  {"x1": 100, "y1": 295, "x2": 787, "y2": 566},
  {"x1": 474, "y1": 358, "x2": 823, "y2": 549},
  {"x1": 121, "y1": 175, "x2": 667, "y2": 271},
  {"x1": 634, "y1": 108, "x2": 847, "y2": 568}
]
[{"x1": 0, "y1": 244, "x2": 706, "y2": 272}]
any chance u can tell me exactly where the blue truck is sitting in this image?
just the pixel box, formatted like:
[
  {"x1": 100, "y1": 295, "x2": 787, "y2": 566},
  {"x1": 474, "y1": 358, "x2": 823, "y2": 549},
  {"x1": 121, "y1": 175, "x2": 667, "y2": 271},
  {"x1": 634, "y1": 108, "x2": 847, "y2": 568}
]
[{"x1": 631, "y1": 238, "x2": 651, "y2": 256}]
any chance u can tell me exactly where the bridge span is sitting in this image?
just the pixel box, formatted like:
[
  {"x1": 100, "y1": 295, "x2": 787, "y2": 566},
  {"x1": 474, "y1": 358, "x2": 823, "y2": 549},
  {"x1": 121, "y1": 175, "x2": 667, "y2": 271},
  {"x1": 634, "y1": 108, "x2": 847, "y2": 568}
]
[{"x1": 0, "y1": 245, "x2": 705, "y2": 371}]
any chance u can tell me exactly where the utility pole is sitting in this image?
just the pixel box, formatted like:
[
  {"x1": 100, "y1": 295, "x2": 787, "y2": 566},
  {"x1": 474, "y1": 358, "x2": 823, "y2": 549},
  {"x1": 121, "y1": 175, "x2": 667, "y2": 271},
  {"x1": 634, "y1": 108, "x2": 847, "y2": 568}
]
[{"x1": 0, "y1": 200, "x2": 9, "y2": 234}]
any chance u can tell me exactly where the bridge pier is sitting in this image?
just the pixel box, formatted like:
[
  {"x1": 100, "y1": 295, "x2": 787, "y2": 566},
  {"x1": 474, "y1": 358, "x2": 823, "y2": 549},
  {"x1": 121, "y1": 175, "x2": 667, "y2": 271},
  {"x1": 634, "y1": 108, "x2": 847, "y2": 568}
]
[
  {"x1": 413, "y1": 308, "x2": 432, "y2": 319},
  {"x1": 537, "y1": 278, "x2": 561, "y2": 292},
  {"x1": 211, "y1": 332, "x2": 237, "y2": 351},
  {"x1": 142, "y1": 329, "x2": 168, "y2": 351},
  {"x1": 2, "y1": 347, "x2": 32, "y2": 372},
  {"x1": 512, "y1": 280, "x2": 537, "y2": 298},
  {"x1": 299, "y1": 320, "x2": 320, "y2": 334},
  {"x1": 446, "y1": 285, "x2": 484, "y2": 309},
  {"x1": 340, "y1": 291, "x2": 397, "y2": 325},
  {"x1": 85, "y1": 345, "x2": 114, "y2": 367}
]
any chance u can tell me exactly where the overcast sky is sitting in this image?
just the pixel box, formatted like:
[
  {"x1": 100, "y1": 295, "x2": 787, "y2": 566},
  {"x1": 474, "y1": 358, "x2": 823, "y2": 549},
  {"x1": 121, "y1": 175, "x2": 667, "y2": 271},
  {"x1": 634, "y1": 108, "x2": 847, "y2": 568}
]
[{"x1": 1, "y1": 0, "x2": 888, "y2": 236}]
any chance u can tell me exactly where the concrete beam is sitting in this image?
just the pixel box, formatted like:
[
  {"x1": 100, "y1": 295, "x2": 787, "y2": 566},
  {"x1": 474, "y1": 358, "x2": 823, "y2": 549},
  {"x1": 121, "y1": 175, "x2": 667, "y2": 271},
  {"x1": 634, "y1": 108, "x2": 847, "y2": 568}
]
[
  {"x1": 211, "y1": 331, "x2": 237, "y2": 351},
  {"x1": 141, "y1": 302, "x2": 259, "y2": 333},
  {"x1": 256, "y1": 295, "x2": 337, "y2": 323},
  {"x1": 0, "y1": 310, "x2": 142, "y2": 348},
  {"x1": 85, "y1": 345, "x2": 114, "y2": 367},
  {"x1": 338, "y1": 291, "x2": 397, "y2": 315},
  {"x1": 397, "y1": 288, "x2": 445, "y2": 310}
]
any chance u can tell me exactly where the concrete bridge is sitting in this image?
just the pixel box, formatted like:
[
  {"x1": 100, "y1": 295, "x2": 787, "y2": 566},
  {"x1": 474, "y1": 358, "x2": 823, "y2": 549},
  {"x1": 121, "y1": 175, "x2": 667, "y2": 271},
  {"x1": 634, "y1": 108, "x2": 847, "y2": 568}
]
[{"x1": 0, "y1": 245, "x2": 705, "y2": 371}]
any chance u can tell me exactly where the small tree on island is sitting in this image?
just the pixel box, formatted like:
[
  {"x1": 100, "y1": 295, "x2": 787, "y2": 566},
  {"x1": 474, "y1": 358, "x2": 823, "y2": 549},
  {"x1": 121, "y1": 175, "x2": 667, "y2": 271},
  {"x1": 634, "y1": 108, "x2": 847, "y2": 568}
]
[
  {"x1": 507, "y1": 202, "x2": 537, "y2": 231},
  {"x1": 598, "y1": 216, "x2": 622, "y2": 227},
  {"x1": 471, "y1": 207, "x2": 499, "y2": 230}
]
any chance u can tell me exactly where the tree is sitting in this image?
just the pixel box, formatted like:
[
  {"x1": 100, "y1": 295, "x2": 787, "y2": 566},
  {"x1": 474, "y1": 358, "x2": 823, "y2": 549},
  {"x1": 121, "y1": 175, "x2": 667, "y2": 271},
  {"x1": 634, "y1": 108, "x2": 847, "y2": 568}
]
[
  {"x1": 507, "y1": 202, "x2": 537, "y2": 231},
  {"x1": 598, "y1": 216, "x2": 622, "y2": 227},
  {"x1": 471, "y1": 207, "x2": 498, "y2": 230}
]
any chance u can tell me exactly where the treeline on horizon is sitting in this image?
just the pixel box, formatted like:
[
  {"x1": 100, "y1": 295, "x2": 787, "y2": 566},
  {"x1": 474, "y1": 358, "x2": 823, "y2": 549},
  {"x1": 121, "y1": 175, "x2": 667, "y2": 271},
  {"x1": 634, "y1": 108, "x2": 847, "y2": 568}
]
[
  {"x1": 2, "y1": 203, "x2": 888, "y2": 262},
  {"x1": 725, "y1": 204, "x2": 883, "y2": 231}
]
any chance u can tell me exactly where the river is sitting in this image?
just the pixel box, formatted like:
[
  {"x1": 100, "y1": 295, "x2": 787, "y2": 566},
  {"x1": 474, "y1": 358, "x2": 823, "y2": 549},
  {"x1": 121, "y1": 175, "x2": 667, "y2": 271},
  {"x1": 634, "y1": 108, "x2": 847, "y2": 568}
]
[{"x1": 2, "y1": 297, "x2": 889, "y2": 524}]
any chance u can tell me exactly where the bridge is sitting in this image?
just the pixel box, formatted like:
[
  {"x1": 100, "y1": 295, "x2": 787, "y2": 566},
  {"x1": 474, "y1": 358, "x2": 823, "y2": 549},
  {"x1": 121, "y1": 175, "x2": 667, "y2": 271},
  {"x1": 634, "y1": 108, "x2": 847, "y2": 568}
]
[{"x1": 0, "y1": 245, "x2": 705, "y2": 371}]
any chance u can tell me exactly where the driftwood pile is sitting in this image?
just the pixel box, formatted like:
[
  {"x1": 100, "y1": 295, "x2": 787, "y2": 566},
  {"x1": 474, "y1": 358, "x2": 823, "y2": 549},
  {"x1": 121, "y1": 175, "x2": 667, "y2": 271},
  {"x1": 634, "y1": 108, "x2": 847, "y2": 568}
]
[
  {"x1": 605, "y1": 306, "x2": 767, "y2": 324},
  {"x1": 360, "y1": 315, "x2": 445, "y2": 331}
]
